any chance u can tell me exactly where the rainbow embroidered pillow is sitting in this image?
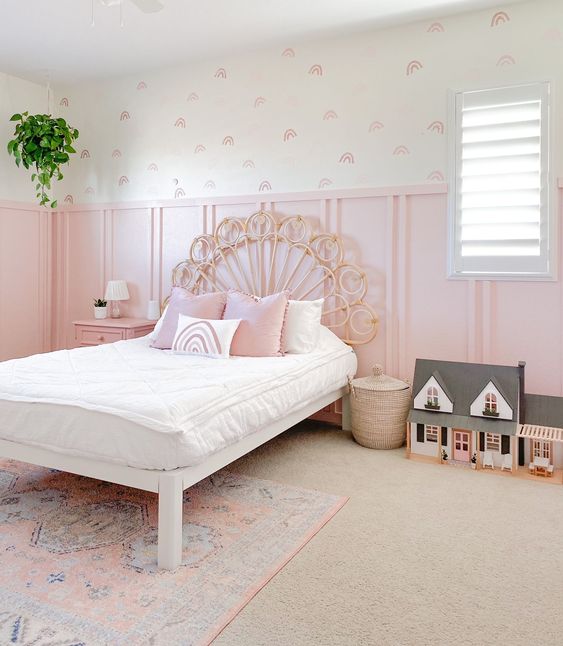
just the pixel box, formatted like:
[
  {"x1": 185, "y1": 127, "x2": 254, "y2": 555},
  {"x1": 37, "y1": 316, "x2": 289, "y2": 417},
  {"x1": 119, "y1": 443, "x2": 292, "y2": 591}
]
[{"x1": 172, "y1": 314, "x2": 241, "y2": 359}]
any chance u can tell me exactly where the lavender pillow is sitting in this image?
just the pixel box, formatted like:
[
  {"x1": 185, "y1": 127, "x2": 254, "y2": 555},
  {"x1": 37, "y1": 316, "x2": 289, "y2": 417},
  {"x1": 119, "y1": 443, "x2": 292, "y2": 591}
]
[{"x1": 150, "y1": 288, "x2": 226, "y2": 349}]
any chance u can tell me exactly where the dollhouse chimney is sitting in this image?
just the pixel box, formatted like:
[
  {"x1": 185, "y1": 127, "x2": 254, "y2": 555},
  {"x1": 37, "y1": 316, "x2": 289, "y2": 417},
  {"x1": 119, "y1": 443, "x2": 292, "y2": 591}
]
[{"x1": 518, "y1": 361, "x2": 526, "y2": 424}]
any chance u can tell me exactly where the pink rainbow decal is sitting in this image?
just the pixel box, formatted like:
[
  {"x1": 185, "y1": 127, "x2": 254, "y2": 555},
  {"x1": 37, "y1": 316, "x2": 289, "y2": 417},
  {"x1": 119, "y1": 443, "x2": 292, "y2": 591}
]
[
  {"x1": 204, "y1": 180, "x2": 216, "y2": 190},
  {"x1": 259, "y1": 180, "x2": 272, "y2": 192},
  {"x1": 147, "y1": 163, "x2": 158, "y2": 171},
  {"x1": 118, "y1": 176, "x2": 129, "y2": 186},
  {"x1": 242, "y1": 159, "x2": 255, "y2": 168},
  {"x1": 368, "y1": 120, "x2": 384, "y2": 132},
  {"x1": 214, "y1": 67, "x2": 227, "y2": 79},
  {"x1": 281, "y1": 47, "x2": 295, "y2": 58},
  {"x1": 427, "y1": 120, "x2": 445, "y2": 134},
  {"x1": 120, "y1": 111, "x2": 130, "y2": 121},
  {"x1": 80, "y1": 149, "x2": 90, "y2": 159},
  {"x1": 496, "y1": 54, "x2": 516, "y2": 66},
  {"x1": 427, "y1": 22, "x2": 445, "y2": 32},
  {"x1": 85, "y1": 186, "x2": 95, "y2": 195},
  {"x1": 393, "y1": 145, "x2": 410, "y2": 155},
  {"x1": 491, "y1": 10, "x2": 510, "y2": 26},
  {"x1": 174, "y1": 117, "x2": 186, "y2": 128},
  {"x1": 63, "y1": 194, "x2": 73, "y2": 204},
  {"x1": 59, "y1": 97, "x2": 69, "y2": 107},
  {"x1": 338, "y1": 152, "x2": 355, "y2": 164},
  {"x1": 254, "y1": 96, "x2": 266, "y2": 108},
  {"x1": 427, "y1": 170, "x2": 445, "y2": 181},
  {"x1": 323, "y1": 110, "x2": 338, "y2": 120},
  {"x1": 222, "y1": 136, "x2": 234, "y2": 146},
  {"x1": 136, "y1": 81, "x2": 147, "y2": 90},
  {"x1": 187, "y1": 92, "x2": 199, "y2": 102},
  {"x1": 112, "y1": 149, "x2": 122, "y2": 158},
  {"x1": 173, "y1": 320, "x2": 222, "y2": 355},
  {"x1": 318, "y1": 178, "x2": 332, "y2": 188},
  {"x1": 174, "y1": 188, "x2": 186, "y2": 198},
  {"x1": 283, "y1": 128, "x2": 297, "y2": 142},
  {"x1": 194, "y1": 144, "x2": 206, "y2": 154},
  {"x1": 308, "y1": 64, "x2": 323, "y2": 76},
  {"x1": 406, "y1": 60, "x2": 423, "y2": 76}
]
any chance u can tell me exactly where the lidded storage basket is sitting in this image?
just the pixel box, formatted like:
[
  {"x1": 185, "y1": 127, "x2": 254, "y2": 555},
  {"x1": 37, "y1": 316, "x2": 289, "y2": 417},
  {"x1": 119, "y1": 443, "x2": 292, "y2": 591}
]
[{"x1": 350, "y1": 365, "x2": 411, "y2": 449}]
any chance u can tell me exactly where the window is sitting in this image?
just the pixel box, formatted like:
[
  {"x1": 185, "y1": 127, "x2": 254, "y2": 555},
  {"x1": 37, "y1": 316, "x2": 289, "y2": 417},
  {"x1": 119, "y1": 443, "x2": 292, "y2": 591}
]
[
  {"x1": 485, "y1": 432, "x2": 500, "y2": 452},
  {"x1": 425, "y1": 425, "x2": 439, "y2": 443},
  {"x1": 427, "y1": 386, "x2": 439, "y2": 406},
  {"x1": 484, "y1": 393, "x2": 497, "y2": 412},
  {"x1": 532, "y1": 439, "x2": 552, "y2": 461},
  {"x1": 449, "y1": 82, "x2": 553, "y2": 279}
]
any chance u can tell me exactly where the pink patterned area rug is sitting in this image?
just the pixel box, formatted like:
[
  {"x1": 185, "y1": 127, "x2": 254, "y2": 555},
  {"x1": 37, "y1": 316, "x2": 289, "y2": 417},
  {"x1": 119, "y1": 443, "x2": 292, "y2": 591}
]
[{"x1": 0, "y1": 459, "x2": 347, "y2": 645}]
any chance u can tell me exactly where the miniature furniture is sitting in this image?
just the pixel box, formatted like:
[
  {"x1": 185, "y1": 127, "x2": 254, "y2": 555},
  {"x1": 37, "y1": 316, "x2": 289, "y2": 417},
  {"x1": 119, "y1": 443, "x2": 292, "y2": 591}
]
[
  {"x1": 501, "y1": 453, "x2": 513, "y2": 472},
  {"x1": 483, "y1": 451, "x2": 495, "y2": 470},
  {"x1": 74, "y1": 318, "x2": 157, "y2": 347},
  {"x1": 531, "y1": 457, "x2": 551, "y2": 476}
]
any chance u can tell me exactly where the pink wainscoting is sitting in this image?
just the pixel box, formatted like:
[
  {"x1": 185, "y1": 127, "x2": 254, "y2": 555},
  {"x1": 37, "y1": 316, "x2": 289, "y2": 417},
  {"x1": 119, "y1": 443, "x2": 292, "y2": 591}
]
[{"x1": 1, "y1": 183, "x2": 562, "y2": 396}]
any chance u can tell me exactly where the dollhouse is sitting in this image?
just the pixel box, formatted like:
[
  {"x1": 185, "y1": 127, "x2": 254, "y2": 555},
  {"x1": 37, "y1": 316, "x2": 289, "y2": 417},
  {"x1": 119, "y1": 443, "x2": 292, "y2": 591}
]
[{"x1": 407, "y1": 359, "x2": 563, "y2": 480}]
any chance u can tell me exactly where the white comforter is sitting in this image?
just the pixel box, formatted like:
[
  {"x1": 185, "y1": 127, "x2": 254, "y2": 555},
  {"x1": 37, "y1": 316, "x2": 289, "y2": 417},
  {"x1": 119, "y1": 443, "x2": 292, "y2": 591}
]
[{"x1": 0, "y1": 326, "x2": 356, "y2": 469}]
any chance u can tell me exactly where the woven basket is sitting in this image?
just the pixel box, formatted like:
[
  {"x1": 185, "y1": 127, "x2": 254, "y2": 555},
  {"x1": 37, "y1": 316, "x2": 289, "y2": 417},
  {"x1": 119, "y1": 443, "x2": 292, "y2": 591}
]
[{"x1": 350, "y1": 365, "x2": 411, "y2": 449}]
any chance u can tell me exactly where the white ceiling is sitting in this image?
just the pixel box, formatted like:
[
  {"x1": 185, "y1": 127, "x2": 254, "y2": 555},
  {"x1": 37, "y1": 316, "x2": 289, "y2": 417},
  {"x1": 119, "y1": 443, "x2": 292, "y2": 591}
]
[{"x1": 1, "y1": 0, "x2": 527, "y2": 85}]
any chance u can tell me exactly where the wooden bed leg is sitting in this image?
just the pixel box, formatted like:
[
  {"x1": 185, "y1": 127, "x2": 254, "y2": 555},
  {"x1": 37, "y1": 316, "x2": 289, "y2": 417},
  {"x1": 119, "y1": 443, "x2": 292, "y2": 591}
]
[
  {"x1": 157, "y1": 471, "x2": 184, "y2": 570},
  {"x1": 342, "y1": 394, "x2": 352, "y2": 431}
]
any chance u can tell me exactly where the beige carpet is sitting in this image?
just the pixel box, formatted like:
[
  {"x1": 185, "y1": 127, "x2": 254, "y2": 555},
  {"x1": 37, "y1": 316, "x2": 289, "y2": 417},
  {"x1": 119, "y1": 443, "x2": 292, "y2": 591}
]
[{"x1": 216, "y1": 422, "x2": 563, "y2": 646}]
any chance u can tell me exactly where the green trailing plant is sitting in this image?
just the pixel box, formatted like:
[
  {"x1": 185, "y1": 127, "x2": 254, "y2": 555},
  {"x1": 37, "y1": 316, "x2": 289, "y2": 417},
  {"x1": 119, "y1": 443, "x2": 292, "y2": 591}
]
[
  {"x1": 7, "y1": 112, "x2": 79, "y2": 209},
  {"x1": 471, "y1": 452, "x2": 477, "y2": 464},
  {"x1": 441, "y1": 449, "x2": 448, "y2": 462},
  {"x1": 93, "y1": 298, "x2": 107, "y2": 308}
]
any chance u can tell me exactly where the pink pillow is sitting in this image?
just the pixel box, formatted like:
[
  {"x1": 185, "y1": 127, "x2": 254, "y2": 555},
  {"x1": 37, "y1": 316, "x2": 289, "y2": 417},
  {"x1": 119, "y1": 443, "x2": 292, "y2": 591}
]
[
  {"x1": 223, "y1": 290, "x2": 289, "y2": 357},
  {"x1": 151, "y1": 288, "x2": 226, "y2": 349}
]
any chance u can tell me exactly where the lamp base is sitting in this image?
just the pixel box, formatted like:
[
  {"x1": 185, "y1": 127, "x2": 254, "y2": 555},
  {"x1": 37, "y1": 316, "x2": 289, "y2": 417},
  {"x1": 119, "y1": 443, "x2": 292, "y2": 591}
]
[{"x1": 109, "y1": 301, "x2": 121, "y2": 318}]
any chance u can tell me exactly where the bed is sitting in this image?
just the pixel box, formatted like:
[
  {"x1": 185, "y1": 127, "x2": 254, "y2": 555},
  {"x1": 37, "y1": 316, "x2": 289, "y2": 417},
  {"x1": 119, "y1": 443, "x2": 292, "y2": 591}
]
[{"x1": 0, "y1": 211, "x2": 377, "y2": 569}]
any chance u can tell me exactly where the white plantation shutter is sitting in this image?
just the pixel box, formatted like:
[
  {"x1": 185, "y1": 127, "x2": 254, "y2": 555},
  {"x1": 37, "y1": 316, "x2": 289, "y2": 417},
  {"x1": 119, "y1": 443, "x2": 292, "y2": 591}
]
[{"x1": 450, "y1": 83, "x2": 553, "y2": 278}]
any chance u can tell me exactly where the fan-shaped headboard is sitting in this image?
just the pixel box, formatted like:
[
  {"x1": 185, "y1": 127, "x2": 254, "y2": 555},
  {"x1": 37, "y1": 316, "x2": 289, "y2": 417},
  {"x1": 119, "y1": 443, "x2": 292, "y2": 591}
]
[{"x1": 170, "y1": 211, "x2": 378, "y2": 345}]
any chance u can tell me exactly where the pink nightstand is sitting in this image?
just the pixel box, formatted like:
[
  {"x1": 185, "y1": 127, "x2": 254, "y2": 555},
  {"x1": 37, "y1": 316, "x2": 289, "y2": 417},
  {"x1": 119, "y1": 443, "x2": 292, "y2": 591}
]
[{"x1": 73, "y1": 317, "x2": 157, "y2": 347}]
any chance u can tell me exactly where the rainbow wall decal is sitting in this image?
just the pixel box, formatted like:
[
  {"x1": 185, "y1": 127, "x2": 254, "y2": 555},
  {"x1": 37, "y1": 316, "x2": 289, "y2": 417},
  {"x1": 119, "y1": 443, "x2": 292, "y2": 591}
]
[
  {"x1": 222, "y1": 136, "x2": 234, "y2": 146},
  {"x1": 496, "y1": 54, "x2": 516, "y2": 66},
  {"x1": 174, "y1": 117, "x2": 186, "y2": 128},
  {"x1": 112, "y1": 149, "x2": 122, "y2": 159},
  {"x1": 339, "y1": 152, "x2": 355, "y2": 164},
  {"x1": 308, "y1": 64, "x2": 323, "y2": 76},
  {"x1": 242, "y1": 159, "x2": 255, "y2": 168},
  {"x1": 254, "y1": 96, "x2": 266, "y2": 108},
  {"x1": 85, "y1": 186, "x2": 95, "y2": 195},
  {"x1": 368, "y1": 120, "x2": 384, "y2": 132},
  {"x1": 283, "y1": 128, "x2": 297, "y2": 142},
  {"x1": 63, "y1": 194, "x2": 73, "y2": 204},
  {"x1": 427, "y1": 22, "x2": 445, "y2": 32},
  {"x1": 427, "y1": 170, "x2": 445, "y2": 181},
  {"x1": 406, "y1": 60, "x2": 423, "y2": 76},
  {"x1": 204, "y1": 180, "x2": 216, "y2": 190},
  {"x1": 147, "y1": 163, "x2": 158, "y2": 171},
  {"x1": 491, "y1": 11, "x2": 510, "y2": 26},
  {"x1": 194, "y1": 144, "x2": 206, "y2": 154},
  {"x1": 187, "y1": 92, "x2": 199, "y2": 102},
  {"x1": 393, "y1": 145, "x2": 410, "y2": 155},
  {"x1": 323, "y1": 110, "x2": 338, "y2": 120},
  {"x1": 259, "y1": 180, "x2": 272, "y2": 192},
  {"x1": 318, "y1": 178, "x2": 332, "y2": 188},
  {"x1": 80, "y1": 149, "x2": 90, "y2": 159},
  {"x1": 174, "y1": 188, "x2": 186, "y2": 198},
  {"x1": 59, "y1": 97, "x2": 69, "y2": 107},
  {"x1": 136, "y1": 81, "x2": 147, "y2": 90},
  {"x1": 281, "y1": 48, "x2": 295, "y2": 58},
  {"x1": 214, "y1": 67, "x2": 227, "y2": 79},
  {"x1": 120, "y1": 111, "x2": 130, "y2": 121},
  {"x1": 118, "y1": 176, "x2": 129, "y2": 186},
  {"x1": 427, "y1": 120, "x2": 445, "y2": 134}
]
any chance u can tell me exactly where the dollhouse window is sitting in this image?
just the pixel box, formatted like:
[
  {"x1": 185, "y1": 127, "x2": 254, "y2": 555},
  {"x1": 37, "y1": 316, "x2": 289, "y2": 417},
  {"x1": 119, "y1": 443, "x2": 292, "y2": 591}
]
[
  {"x1": 427, "y1": 387, "x2": 439, "y2": 406},
  {"x1": 484, "y1": 393, "x2": 497, "y2": 412},
  {"x1": 485, "y1": 432, "x2": 500, "y2": 452},
  {"x1": 425, "y1": 425, "x2": 439, "y2": 443},
  {"x1": 449, "y1": 82, "x2": 554, "y2": 279},
  {"x1": 532, "y1": 440, "x2": 551, "y2": 461}
]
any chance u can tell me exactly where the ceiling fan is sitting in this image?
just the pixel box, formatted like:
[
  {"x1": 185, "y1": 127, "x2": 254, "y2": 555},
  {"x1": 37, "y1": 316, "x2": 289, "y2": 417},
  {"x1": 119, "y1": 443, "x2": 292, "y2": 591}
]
[{"x1": 99, "y1": 0, "x2": 164, "y2": 14}]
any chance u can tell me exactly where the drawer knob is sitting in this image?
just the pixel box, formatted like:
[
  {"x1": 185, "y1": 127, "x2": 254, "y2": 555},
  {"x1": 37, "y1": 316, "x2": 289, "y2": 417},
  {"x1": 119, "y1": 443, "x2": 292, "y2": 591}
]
[{"x1": 97, "y1": 335, "x2": 104, "y2": 341}]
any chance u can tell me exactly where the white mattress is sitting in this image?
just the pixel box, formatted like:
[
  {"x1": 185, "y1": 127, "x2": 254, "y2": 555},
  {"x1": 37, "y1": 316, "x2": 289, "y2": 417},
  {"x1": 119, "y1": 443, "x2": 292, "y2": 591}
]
[{"x1": 0, "y1": 326, "x2": 356, "y2": 470}]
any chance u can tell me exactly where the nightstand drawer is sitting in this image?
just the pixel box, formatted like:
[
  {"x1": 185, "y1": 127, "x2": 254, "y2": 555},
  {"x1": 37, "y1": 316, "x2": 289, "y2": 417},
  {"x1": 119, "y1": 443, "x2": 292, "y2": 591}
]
[{"x1": 77, "y1": 327, "x2": 124, "y2": 346}]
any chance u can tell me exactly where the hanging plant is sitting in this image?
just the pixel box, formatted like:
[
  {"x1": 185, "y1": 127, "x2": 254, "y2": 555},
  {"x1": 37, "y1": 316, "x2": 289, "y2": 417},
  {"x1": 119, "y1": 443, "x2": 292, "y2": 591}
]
[{"x1": 6, "y1": 112, "x2": 79, "y2": 208}]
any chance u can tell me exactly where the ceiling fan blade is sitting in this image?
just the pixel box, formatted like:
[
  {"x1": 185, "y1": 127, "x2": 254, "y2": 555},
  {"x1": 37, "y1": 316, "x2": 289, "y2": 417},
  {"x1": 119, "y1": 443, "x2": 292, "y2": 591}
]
[{"x1": 130, "y1": 0, "x2": 164, "y2": 12}]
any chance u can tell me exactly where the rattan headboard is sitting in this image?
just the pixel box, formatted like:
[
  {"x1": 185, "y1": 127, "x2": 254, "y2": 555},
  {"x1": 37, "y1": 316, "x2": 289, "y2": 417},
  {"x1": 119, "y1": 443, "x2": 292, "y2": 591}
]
[{"x1": 170, "y1": 211, "x2": 378, "y2": 346}]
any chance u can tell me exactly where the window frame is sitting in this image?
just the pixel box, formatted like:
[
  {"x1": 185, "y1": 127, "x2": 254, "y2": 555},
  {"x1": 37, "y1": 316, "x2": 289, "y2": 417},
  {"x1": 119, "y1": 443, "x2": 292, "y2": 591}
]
[
  {"x1": 485, "y1": 432, "x2": 500, "y2": 452},
  {"x1": 484, "y1": 393, "x2": 497, "y2": 413},
  {"x1": 447, "y1": 80, "x2": 556, "y2": 281},
  {"x1": 425, "y1": 425, "x2": 439, "y2": 443},
  {"x1": 427, "y1": 386, "x2": 439, "y2": 406}
]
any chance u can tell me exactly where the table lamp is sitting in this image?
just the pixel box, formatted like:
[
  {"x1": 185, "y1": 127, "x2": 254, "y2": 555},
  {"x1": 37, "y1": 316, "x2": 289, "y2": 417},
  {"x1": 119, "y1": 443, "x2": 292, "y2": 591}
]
[{"x1": 104, "y1": 280, "x2": 130, "y2": 318}]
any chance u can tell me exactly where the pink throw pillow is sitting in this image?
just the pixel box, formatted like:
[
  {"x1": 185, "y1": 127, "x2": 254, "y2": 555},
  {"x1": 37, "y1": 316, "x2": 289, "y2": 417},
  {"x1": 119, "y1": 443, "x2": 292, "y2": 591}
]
[
  {"x1": 151, "y1": 288, "x2": 226, "y2": 349},
  {"x1": 223, "y1": 290, "x2": 289, "y2": 357}
]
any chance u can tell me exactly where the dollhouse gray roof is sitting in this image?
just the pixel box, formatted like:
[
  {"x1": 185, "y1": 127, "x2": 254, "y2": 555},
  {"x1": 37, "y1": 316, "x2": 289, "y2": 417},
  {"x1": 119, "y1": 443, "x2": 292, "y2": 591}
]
[
  {"x1": 524, "y1": 394, "x2": 563, "y2": 429},
  {"x1": 430, "y1": 370, "x2": 454, "y2": 403},
  {"x1": 407, "y1": 358, "x2": 520, "y2": 435}
]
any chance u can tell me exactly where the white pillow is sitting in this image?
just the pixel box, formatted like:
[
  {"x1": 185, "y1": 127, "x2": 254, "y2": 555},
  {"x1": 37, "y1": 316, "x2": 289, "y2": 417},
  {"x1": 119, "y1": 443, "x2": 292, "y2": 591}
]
[
  {"x1": 172, "y1": 314, "x2": 240, "y2": 359},
  {"x1": 284, "y1": 299, "x2": 324, "y2": 354},
  {"x1": 150, "y1": 304, "x2": 168, "y2": 339}
]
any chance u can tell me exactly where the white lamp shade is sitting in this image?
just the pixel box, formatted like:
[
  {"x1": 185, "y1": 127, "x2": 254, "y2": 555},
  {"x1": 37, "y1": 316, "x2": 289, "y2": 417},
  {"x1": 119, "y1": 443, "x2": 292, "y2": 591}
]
[{"x1": 105, "y1": 280, "x2": 130, "y2": 301}]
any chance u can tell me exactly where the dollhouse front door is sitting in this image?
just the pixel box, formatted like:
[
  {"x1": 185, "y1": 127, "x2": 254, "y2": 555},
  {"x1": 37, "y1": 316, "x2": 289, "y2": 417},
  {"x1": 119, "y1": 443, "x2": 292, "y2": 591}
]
[{"x1": 453, "y1": 430, "x2": 470, "y2": 462}]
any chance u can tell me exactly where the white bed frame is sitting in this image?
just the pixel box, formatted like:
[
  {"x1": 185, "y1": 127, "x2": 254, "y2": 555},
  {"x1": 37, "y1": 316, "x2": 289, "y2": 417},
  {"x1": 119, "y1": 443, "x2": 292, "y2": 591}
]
[{"x1": 0, "y1": 212, "x2": 377, "y2": 570}]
